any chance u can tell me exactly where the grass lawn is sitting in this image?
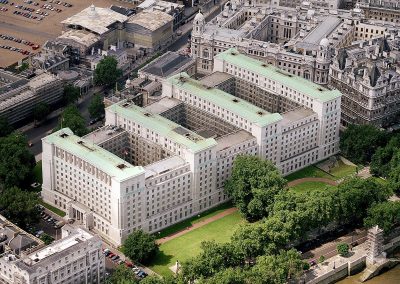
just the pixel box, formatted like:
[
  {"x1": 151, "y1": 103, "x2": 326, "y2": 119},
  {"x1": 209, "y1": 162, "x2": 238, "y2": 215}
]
[
  {"x1": 290, "y1": 181, "x2": 336, "y2": 194},
  {"x1": 328, "y1": 160, "x2": 357, "y2": 180},
  {"x1": 149, "y1": 211, "x2": 244, "y2": 277},
  {"x1": 33, "y1": 161, "x2": 42, "y2": 184},
  {"x1": 39, "y1": 200, "x2": 66, "y2": 217},
  {"x1": 285, "y1": 165, "x2": 333, "y2": 182},
  {"x1": 155, "y1": 202, "x2": 233, "y2": 239}
]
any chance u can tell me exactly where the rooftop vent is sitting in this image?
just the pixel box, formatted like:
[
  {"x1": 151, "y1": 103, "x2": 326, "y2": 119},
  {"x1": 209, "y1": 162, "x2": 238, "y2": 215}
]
[
  {"x1": 122, "y1": 103, "x2": 130, "y2": 107},
  {"x1": 232, "y1": 99, "x2": 239, "y2": 103},
  {"x1": 317, "y1": 88, "x2": 323, "y2": 92},
  {"x1": 144, "y1": 113, "x2": 151, "y2": 117},
  {"x1": 117, "y1": 164, "x2": 126, "y2": 169},
  {"x1": 77, "y1": 141, "x2": 84, "y2": 145},
  {"x1": 60, "y1": 133, "x2": 69, "y2": 138},
  {"x1": 231, "y1": 51, "x2": 237, "y2": 55},
  {"x1": 261, "y1": 63, "x2": 268, "y2": 67},
  {"x1": 257, "y1": 111, "x2": 264, "y2": 115}
]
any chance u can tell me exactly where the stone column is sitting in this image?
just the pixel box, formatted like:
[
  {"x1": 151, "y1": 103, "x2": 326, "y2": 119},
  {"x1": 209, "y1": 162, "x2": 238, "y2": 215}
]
[{"x1": 366, "y1": 225, "x2": 384, "y2": 265}]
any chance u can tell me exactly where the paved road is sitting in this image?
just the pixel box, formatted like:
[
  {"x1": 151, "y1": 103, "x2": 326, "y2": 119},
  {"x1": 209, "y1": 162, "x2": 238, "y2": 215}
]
[
  {"x1": 23, "y1": 90, "x2": 98, "y2": 156},
  {"x1": 168, "y1": 3, "x2": 224, "y2": 52}
]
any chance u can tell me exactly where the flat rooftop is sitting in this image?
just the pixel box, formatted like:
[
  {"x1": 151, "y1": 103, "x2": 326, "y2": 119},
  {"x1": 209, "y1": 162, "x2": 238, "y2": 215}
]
[
  {"x1": 28, "y1": 73, "x2": 58, "y2": 89},
  {"x1": 298, "y1": 16, "x2": 341, "y2": 49},
  {"x1": 44, "y1": 128, "x2": 144, "y2": 181},
  {"x1": 61, "y1": 5, "x2": 128, "y2": 35},
  {"x1": 57, "y1": 30, "x2": 101, "y2": 48},
  {"x1": 200, "y1": 72, "x2": 234, "y2": 88},
  {"x1": 140, "y1": 51, "x2": 194, "y2": 78},
  {"x1": 28, "y1": 228, "x2": 92, "y2": 262},
  {"x1": 144, "y1": 97, "x2": 182, "y2": 114},
  {"x1": 127, "y1": 10, "x2": 173, "y2": 31},
  {"x1": 166, "y1": 73, "x2": 282, "y2": 127},
  {"x1": 83, "y1": 126, "x2": 127, "y2": 145},
  {"x1": 215, "y1": 130, "x2": 255, "y2": 152},
  {"x1": 215, "y1": 49, "x2": 342, "y2": 102},
  {"x1": 108, "y1": 102, "x2": 217, "y2": 153},
  {"x1": 144, "y1": 156, "x2": 187, "y2": 179},
  {"x1": 281, "y1": 107, "x2": 316, "y2": 125}
]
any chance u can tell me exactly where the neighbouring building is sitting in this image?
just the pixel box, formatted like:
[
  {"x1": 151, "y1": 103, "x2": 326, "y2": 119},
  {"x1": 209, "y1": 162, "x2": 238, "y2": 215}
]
[
  {"x1": 329, "y1": 36, "x2": 400, "y2": 127},
  {"x1": 0, "y1": 215, "x2": 104, "y2": 284},
  {"x1": 0, "y1": 71, "x2": 63, "y2": 125},
  {"x1": 126, "y1": 9, "x2": 174, "y2": 51},
  {"x1": 41, "y1": 50, "x2": 341, "y2": 246}
]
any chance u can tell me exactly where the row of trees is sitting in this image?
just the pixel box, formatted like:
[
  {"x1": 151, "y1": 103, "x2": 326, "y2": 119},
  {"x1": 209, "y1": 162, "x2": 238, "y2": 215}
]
[
  {"x1": 340, "y1": 124, "x2": 400, "y2": 195},
  {"x1": 0, "y1": 122, "x2": 41, "y2": 230}
]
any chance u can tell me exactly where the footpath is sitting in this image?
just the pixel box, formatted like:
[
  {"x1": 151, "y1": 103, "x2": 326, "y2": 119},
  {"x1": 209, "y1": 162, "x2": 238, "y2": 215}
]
[{"x1": 156, "y1": 207, "x2": 237, "y2": 244}]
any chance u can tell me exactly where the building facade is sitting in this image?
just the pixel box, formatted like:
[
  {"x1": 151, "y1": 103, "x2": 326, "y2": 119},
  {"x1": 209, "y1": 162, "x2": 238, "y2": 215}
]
[
  {"x1": 0, "y1": 72, "x2": 63, "y2": 126},
  {"x1": 42, "y1": 49, "x2": 341, "y2": 246},
  {"x1": 0, "y1": 216, "x2": 104, "y2": 284},
  {"x1": 330, "y1": 36, "x2": 400, "y2": 127}
]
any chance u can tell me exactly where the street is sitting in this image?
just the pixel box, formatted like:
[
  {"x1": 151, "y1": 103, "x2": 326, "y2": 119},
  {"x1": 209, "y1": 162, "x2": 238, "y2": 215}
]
[{"x1": 23, "y1": 89, "x2": 97, "y2": 157}]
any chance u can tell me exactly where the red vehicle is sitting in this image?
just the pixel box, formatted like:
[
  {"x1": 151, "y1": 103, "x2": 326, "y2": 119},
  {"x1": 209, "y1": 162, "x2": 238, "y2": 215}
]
[
  {"x1": 32, "y1": 44, "x2": 40, "y2": 50},
  {"x1": 125, "y1": 261, "x2": 133, "y2": 268}
]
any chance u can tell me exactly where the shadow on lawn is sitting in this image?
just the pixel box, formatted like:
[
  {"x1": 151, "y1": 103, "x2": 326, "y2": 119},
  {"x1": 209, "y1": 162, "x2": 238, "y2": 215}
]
[{"x1": 153, "y1": 250, "x2": 174, "y2": 266}]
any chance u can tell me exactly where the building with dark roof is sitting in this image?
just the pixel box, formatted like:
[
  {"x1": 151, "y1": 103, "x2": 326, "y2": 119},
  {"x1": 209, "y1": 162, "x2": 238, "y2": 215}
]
[
  {"x1": 138, "y1": 51, "x2": 196, "y2": 81},
  {"x1": 330, "y1": 36, "x2": 400, "y2": 127}
]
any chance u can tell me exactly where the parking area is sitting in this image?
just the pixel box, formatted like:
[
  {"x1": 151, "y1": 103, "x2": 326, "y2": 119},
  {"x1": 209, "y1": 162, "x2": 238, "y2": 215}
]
[
  {"x1": 25, "y1": 205, "x2": 65, "y2": 241},
  {"x1": 102, "y1": 248, "x2": 149, "y2": 280},
  {"x1": 0, "y1": 0, "x2": 135, "y2": 67}
]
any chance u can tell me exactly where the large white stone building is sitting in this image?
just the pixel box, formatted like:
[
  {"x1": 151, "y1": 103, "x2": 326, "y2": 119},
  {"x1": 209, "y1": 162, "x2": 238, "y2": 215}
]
[
  {"x1": 41, "y1": 50, "x2": 341, "y2": 246},
  {"x1": 0, "y1": 215, "x2": 104, "y2": 284}
]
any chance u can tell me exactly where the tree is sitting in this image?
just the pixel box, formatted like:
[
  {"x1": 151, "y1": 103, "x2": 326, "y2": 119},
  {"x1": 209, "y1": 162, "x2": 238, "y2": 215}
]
[
  {"x1": 225, "y1": 155, "x2": 287, "y2": 221},
  {"x1": 63, "y1": 84, "x2": 81, "y2": 105},
  {"x1": 318, "y1": 255, "x2": 325, "y2": 264},
  {"x1": 0, "y1": 117, "x2": 13, "y2": 137},
  {"x1": 336, "y1": 243, "x2": 349, "y2": 257},
  {"x1": 122, "y1": 230, "x2": 158, "y2": 264},
  {"x1": 340, "y1": 124, "x2": 388, "y2": 165},
  {"x1": 0, "y1": 132, "x2": 36, "y2": 189},
  {"x1": 40, "y1": 233, "x2": 54, "y2": 245},
  {"x1": 370, "y1": 134, "x2": 400, "y2": 177},
  {"x1": 33, "y1": 103, "x2": 51, "y2": 123},
  {"x1": 94, "y1": 56, "x2": 122, "y2": 86},
  {"x1": 56, "y1": 105, "x2": 88, "y2": 137},
  {"x1": 88, "y1": 94, "x2": 105, "y2": 119},
  {"x1": 388, "y1": 150, "x2": 400, "y2": 195},
  {"x1": 0, "y1": 187, "x2": 40, "y2": 228},
  {"x1": 364, "y1": 201, "x2": 400, "y2": 234},
  {"x1": 141, "y1": 275, "x2": 177, "y2": 284},
  {"x1": 197, "y1": 268, "x2": 248, "y2": 284},
  {"x1": 251, "y1": 249, "x2": 304, "y2": 284},
  {"x1": 335, "y1": 177, "x2": 392, "y2": 225},
  {"x1": 105, "y1": 265, "x2": 138, "y2": 284}
]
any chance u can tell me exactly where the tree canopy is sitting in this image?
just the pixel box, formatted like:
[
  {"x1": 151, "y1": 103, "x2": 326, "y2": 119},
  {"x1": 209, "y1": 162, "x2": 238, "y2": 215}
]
[
  {"x1": 0, "y1": 132, "x2": 35, "y2": 189},
  {"x1": 105, "y1": 265, "x2": 138, "y2": 284},
  {"x1": 0, "y1": 186, "x2": 40, "y2": 228},
  {"x1": 33, "y1": 102, "x2": 51, "y2": 123},
  {"x1": 63, "y1": 84, "x2": 81, "y2": 105},
  {"x1": 88, "y1": 94, "x2": 105, "y2": 119},
  {"x1": 94, "y1": 56, "x2": 123, "y2": 86},
  {"x1": 370, "y1": 134, "x2": 400, "y2": 177},
  {"x1": 0, "y1": 117, "x2": 13, "y2": 137},
  {"x1": 224, "y1": 155, "x2": 287, "y2": 221},
  {"x1": 122, "y1": 230, "x2": 159, "y2": 264},
  {"x1": 364, "y1": 201, "x2": 400, "y2": 234},
  {"x1": 56, "y1": 105, "x2": 88, "y2": 137},
  {"x1": 340, "y1": 124, "x2": 388, "y2": 165}
]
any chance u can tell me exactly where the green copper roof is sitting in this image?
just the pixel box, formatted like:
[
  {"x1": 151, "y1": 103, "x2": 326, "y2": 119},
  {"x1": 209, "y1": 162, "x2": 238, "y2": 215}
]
[
  {"x1": 215, "y1": 48, "x2": 342, "y2": 102},
  {"x1": 167, "y1": 73, "x2": 282, "y2": 127},
  {"x1": 44, "y1": 128, "x2": 144, "y2": 182},
  {"x1": 108, "y1": 102, "x2": 217, "y2": 153}
]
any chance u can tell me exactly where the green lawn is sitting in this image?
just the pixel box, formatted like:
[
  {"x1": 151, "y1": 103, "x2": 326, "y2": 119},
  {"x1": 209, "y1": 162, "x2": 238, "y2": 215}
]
[
  {"x1": 156, "y1": 202, "x2": 233, "y2": 239},
  {"x1": 290, "y1": 181, "x2": 337, "y2": 194},
  {"x1": 39, "y1": 200, "x2": 66, "y2": 217},
  {"x1": 33, "y1": 161, "x2": 42, "y2": 184},
  {"x1": 328, "y1": 160, "x2": 357, "y2": 180},
  {"x1": 285, "y1": 165, "x2": 333, "y2": 182},
  {"x1": 149, "y1": 211, "x2": 244, "y2": 277}
]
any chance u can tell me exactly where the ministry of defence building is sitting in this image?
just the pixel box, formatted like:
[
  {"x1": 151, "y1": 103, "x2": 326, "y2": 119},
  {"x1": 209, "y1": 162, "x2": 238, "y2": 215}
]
[{"x1": 42, "y1": 49, "x2": 341, "y2": 246}]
